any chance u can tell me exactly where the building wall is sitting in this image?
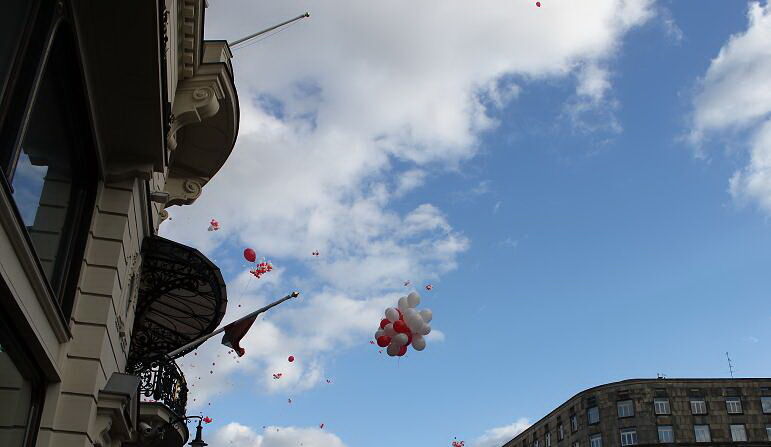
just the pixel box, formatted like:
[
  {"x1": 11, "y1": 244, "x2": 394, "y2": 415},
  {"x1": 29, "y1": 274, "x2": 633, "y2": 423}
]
[
  {"x1": 504, "y1": 379, "x2": 771, "y2": 447},
  {"x1": 29, "y1": 177, "x2": 161, "y2": 447}
]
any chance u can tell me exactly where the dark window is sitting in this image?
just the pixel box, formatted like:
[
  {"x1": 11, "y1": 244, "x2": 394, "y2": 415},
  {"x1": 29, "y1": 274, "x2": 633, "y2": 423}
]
[
  {"x1": 558, "y1": 424, "x2": 564, "y2": 441},
  {"x1": 620, "y1": 429, "x2": 637, "y2": 446},
  {"x1": 725, "y1": 397, "x2": 742, "y2": 414},
  {"x1": 0, "y1": 311, "x2": 45, "y2": 447},
  {"x1": 762, "y1": 396, "x2": 771, "y2": 414},
  {"x1": 2, "y1": 22, "x2": 96, "y2": 319},
  {"x1": 617, "y1": 400, "x2": 634, "y2": 418},
  {"x1": 587, "y1": 407, "x2": 599, "y2": 425},
  {"x1": 690, "y1": 399, "x2": 707, "y2": 415},
  {"x1": 729, "y1": 424, "x2": 747, "y2": 442},
  {"x1": 571, "y1": 414, "x2": 579, "y2": 432},
  {"x1": 0, "y1": 0, "x2": 35, "y2": 104},
  {"x1": 654, "y1": 398, "x2": 670, "y2": 415},
  {"x1": 694, "y1": 425, "x2": 711, "y2": 443},
  {"x1": 658, "y1": 426, "x2": 674, "y2": 443}
]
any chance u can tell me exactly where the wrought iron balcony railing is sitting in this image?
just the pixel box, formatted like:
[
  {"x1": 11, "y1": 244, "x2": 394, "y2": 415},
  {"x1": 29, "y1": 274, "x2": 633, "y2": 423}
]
[{"x1": 135, "y1": 360, "x2": 188, "y2": 417}]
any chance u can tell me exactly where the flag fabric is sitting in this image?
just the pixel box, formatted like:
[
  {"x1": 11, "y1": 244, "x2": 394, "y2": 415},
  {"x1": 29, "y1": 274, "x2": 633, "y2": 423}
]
[{"x1": 221, "y1": 315, "x2": 258, "y2": 357}]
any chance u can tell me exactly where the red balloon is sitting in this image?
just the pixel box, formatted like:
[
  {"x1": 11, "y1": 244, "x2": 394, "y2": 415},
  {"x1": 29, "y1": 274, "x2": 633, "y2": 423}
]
[
  {"x1": 288, "y1": 355, "x2": 295, "y2": 362},
  {"x1": 536, "y1": 1, "x2": 541, "y2": 6},
  {"x1": 396, "y1": 309, "x2": 403, "y2": 320},
  {"x1": 393, "y1": 320, "x2": 410, "y2": 334},
  {"x1": 397, "y1": 345, "x2": 407, "y2": 356},
  {"x1": 244, "y1": 248, "x2": 256, "y2": 262},
  {"x1": 379, "y1": 318, "x2": 390, "y2": 329},
  {"x1": 376, "y1": 335, "x2": 391, "y2": 347}
]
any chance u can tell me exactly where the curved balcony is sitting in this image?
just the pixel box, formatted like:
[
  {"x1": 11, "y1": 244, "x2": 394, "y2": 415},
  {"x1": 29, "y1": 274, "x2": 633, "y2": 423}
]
[
  {"x1": 137, "y1": 360, "x2": 188, "y2": 417},
  {"x1": 128, "y1": 235, "x2": 227, "y2": 371}
]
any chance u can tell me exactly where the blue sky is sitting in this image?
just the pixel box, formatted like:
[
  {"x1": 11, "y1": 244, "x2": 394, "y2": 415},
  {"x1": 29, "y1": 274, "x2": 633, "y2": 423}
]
[{"x1": 161, "y1": 1, "x2": 771, "y2": 446}]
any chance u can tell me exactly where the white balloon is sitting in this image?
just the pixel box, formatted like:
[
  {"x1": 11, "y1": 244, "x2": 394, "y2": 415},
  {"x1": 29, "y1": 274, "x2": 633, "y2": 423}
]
[
  {"x1": 407, "y1": 292, "x2": 420, "y2": 308},
  {"x1": 392, "y1": 333, "x2": 408, "y2": 346},
  {"x1": 419, "y1": 324, "x2": 431, "y2": 336},
  {"x1": 412, "y1": 334, "x2": 426, "y2": 351},
  {"x1": 419, "y1": 309, "x2": 432, "y2": 323},
  {"x1": 375, "y1": 329, "x2": 385, "y2": 339},
  {"x1": 384, "y1": 323, "x2": 396, "y2": 337},
  {"x1": 397, "y1": 297, "x2": 410, "y2": 311},
  {"x1": 385, "y1": 307, "x2": 399, "y2": 322},
  {"x1": 386, "y1": 343, "x2": 400, "y2": 356},
  {"x1": 405, "y1": 316, "x2": 421, "y2": 332}
]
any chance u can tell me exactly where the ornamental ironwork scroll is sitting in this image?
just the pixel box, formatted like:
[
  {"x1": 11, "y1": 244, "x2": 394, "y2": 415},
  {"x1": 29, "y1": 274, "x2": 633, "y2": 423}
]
[
  {"x1": 136, "y1": 360, "x2": 188, "y2": 418},
  {"x1": 127, "y1": 236, "x2": 227, "y2": 371}
]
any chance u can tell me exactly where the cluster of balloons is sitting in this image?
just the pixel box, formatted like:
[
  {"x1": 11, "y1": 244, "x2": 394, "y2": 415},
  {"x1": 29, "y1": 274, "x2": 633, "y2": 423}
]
[
  {"x1": 203, "y1": 417, "x2": 213, "y2": 424},
  {"x1": 373, "y1": 292, "x2": 432, "y2": 357},
  {"x1": 208, "y1": 219, "x2": 220, "y2": 231},
  {"x1": 452, "y1": 440, "x2": 465, "y2": 447},
  {"x1": 243, "y1": 248, "x2": 274, "y2": 278}
]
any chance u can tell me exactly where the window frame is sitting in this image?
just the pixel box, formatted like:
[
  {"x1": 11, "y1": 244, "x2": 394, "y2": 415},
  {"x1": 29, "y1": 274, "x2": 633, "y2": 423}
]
[
  {"x1": 587, "y1": 407, "x2": 599, "y2": 425},
  {"x1": 571, "y1": 414, "x2": 579, "y2": 432},
  {"x1": 617, "y1": 399, "x2": 634, "y2": 418},
  {"x1": 0, "y1": 303, "x2": 46, "y2": 447},
  {"x1": 725, "y1": 397, "x2": 743, "y2": 414},
  {"x1": 765, "y1": 424, "x2": 771, "y2": 441},
  {"x1": 620, "y1": 428, "x2": 637, "y2": 447},
  {"x1": 654, "y1": 398, "x2": 670, "y2": 415},
  {"x1": 657, "y1": 425, "x2": 674, "y2": 444},
  {"x1": 761, "y1": 397, "x2": 771, "y2": 414},
  {"x1": 690, "y1": 399, "x2": 708, "y2": 415},
  {"x1": 546, "y1": 432, "x2": 551, "y2": 447},
  {"x1": 729, "y1": 424, "x2": 747, "y2": 442},
  {"x1": 589, "y1": 434, "x2": 602, "y2": 447},
  {"x1": 558, "y1": 424, "x2": 564, "y2": 441},
  {"x1": 694, "y1": 425, "x2": 711, "y2": 443},
  {"x1": 0, "y1": 2, "x2": 98, "y2": 322}
]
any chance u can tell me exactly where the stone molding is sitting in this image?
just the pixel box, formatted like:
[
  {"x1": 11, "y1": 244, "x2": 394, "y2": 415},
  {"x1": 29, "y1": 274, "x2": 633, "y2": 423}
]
[
  {"x1": 167, "y1": 83, "x2": 222, "y2": 152},
  {"x1": 164, "y1": 176, "x2": 205, "y2": 207}
]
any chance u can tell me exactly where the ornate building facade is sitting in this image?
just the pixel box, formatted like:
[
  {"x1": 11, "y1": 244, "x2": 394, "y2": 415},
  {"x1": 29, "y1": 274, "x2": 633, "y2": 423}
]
[
  {"x1": 503, "y1": 379, "x2": 771, "y2": 447},
  {"x1": 0, "y1": 1, "x2": 239, "y2": 446}
]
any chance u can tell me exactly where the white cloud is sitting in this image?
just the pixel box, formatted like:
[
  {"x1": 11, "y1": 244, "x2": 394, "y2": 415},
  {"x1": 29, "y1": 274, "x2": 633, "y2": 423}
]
[
  {"x1": 473, "y1": 418, "x2": 531, "y2": 447},
  {"x1": 163, "y1": 0, "x2": 656, "y2": 406},
  {"x1": 688, "y1": 2, "x2": 771, "y2": 212},
  {"x1": 212, "y1": 422, "x2": 347, "y2": 447}
]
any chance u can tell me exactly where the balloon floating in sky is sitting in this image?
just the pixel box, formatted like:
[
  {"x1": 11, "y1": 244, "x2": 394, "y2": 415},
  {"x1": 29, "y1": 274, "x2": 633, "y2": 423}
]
[
  {"x1": 373, "y1": 292, "x2": 432, "y2": 357},
  {"x1": 272, "y1": 373, "x2": 283, "y2": 379},
  {"x1": 312, "y1": 250, "x2": 319, "y2": 256},
  {"x1": 250, "y1": 260, "x2": 273, "y2": 279},
  {"x1": 404, "y1": 280, "x2": 411, "y2": 287},
  {"x1": 425, "y1": 284, "x2": 433, "y2": 291},
  {"x1": 208, "y1": 219, "x2": 220, "y2": 231},
  {"x1": 319, "y1": 423, "x2": 325, "y2": 429},
  {"x1": 536, "y1": 1, "x2": 541, "y2": 6},
  {"x1": 203, "y1": 417, "x2": 213, "y2": 424},
  {"x1": 288, "y1": 355, "x2": 295, "y2": 362},
  {"x1": 452, "y1": 441, "x2": 465, "y2": 447},
  {"x1": 244, "y1": 248, "x2": 256, "y2": 262}
]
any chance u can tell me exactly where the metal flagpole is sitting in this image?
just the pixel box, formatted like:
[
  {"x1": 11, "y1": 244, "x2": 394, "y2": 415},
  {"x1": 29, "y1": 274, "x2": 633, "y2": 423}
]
[
  {"x1": 229, "y1": 12, "x2": 310, "y2": 47},
  {"x1": 165, "y1": 291, "x2": 300, "y2": 359}
]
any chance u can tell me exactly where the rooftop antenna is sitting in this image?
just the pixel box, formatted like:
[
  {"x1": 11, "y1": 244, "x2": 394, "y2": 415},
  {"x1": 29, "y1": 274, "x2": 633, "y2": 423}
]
[
  {"x1": 726, "y1": 352, "x2": 735, "y2": 378},
  {"x1": 657, "y1": 373, "x2": 667, "y2": 379},
  {"x1": 229, "y1": 12, "x2": 310, "y2": 49}
]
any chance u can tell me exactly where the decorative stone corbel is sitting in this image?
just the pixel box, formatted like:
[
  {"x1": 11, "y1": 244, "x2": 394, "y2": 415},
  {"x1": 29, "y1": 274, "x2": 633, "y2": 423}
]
[
  {"x1": 163, "y1": 176, "x2": 205, "y2": 207},
  {"x1": 167, "y1": 82, "x2": 222, "y2": 151},
  {"x1": 95, "y1": 373, "x2": 140, "y2": 446}
]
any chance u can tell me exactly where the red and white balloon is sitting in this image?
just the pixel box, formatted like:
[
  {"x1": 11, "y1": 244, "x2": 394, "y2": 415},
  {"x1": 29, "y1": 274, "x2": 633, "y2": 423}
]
[{"x1": 373, "y1": 292, "x2": 432, "y2": 357}]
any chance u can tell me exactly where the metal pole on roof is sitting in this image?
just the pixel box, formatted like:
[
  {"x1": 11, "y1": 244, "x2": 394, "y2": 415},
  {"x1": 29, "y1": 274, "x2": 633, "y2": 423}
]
[{"x1": 229, "y1": 12, "x2": 310, "y2": 47}]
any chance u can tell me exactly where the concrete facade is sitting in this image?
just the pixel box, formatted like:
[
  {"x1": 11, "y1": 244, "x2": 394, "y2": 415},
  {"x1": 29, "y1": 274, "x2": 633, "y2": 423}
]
[
  {"x1": 0, "y1": 1, "x2": 238, "y2": 446},
  {"x1": 503, "y1": 379, "x2": 771, "y2": 447}
]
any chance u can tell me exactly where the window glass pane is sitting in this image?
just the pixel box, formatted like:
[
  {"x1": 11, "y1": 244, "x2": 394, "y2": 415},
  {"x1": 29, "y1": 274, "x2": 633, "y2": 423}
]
[
  {"x1": 0, "y1": 342, "x2": 35, "y2": 447},
  {"x1": 588, "y1": 407, "x2": 599, "y2": 424},
  {"x1": 654, "y1": 399, "x2": 670, "y2": 415},
  {"x1": 726, "y1": 398, "x2": 742, "y2": 414},
  {"x1": 9, "y1": 27, "x2": 92, "y2": 303},
  {"x1": 762, "y1": 397, "x2": 771, "y2": 414},
  {"x1": 620, "y1": 429, "x2": 637, "y2": 446},
  {"x1": 590, "y1": 435, "x2": 602, "y2": 447},
  {"x1": 730, "y1": 425, "x2": 747, "y2": 442},
  {"x1": 0, "y1": 0, "x2": 33, "y2": 99},
  {"x1": 618, "y1": 400, "x2": 634, "y2": 417},
  {"x1": 571, "y1": 415, "x2": 578, "y2": 431},
  {"x1": 690, "y1": 400, "x2": 707, "y2": 414},
  {"x1": 694, "y1": 425, "x2": 711, "y2": 443},
  {"x1": 658, "y1": 426, "x2": 674, "y2": 443},
  {"x1": 765, "y1": 425, "x2": 771, "y2": 441}
]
